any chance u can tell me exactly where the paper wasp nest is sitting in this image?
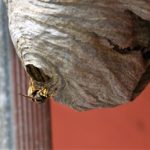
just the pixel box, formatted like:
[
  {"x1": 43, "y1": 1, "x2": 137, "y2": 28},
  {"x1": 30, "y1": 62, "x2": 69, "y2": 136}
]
[{"x1": 5, "y1": 0, "x2": 150, "y2": 110}]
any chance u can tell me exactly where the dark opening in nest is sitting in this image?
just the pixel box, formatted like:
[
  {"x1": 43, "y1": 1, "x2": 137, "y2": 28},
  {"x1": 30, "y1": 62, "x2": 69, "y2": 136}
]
[{"x1": 26, "y1": 64, "x2": 50, "y2": 82}]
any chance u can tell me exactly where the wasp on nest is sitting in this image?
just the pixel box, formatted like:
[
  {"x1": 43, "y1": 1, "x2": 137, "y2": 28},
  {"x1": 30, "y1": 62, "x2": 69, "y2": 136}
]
[{"x1": 21, "y1": 64, "x2": 59, "y2": 103}]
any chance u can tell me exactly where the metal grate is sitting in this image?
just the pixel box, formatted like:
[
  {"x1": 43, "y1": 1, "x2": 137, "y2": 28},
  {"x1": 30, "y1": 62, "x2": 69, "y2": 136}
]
[{"x1": 11, "y1": 38, "x2": 52, "y2": 150}]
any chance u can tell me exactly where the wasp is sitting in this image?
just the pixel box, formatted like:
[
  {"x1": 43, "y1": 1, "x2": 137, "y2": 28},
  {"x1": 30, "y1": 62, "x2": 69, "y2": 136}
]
[
  {"x1": 28, "y1": 79, "x2": 50, "y2": 103},
  {"x1": 20, "y1": 64, "x2": 60, "y2": 103},
  {"x1": 21, "y1": 78, "x2": 58, "y2": 103}
]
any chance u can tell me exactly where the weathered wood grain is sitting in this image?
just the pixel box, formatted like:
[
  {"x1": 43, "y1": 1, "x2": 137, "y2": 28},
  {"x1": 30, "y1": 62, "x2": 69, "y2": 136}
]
[{"x1": 4, "y1": 0, "x2": 150, "y2": 110}]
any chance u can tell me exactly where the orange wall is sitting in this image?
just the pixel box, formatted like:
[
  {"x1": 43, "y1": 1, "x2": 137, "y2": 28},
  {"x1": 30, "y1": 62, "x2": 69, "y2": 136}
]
[{"x1": 51, "y1": 85, "x2": 150, "y2": 149}]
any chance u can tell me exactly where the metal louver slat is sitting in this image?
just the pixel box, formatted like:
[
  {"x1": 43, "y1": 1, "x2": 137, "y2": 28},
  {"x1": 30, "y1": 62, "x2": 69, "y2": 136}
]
[{"x1": 12, "y1": 42, "x2": 52, "y2": 150}]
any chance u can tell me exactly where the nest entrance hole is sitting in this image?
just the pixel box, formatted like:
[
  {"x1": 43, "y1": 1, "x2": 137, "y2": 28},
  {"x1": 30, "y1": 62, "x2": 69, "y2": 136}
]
[{"x1": 26, "y1": 64, "x2": 50, "y2": 82}]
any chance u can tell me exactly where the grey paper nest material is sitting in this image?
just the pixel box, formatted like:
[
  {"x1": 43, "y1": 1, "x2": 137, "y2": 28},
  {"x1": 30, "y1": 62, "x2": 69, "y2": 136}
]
[{"x1": 5, "y1": 0, "x2": 150, "y2": 111}]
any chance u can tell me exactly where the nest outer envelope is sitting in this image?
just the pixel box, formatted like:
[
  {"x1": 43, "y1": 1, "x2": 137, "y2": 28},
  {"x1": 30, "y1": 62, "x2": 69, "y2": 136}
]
[{"x1": 6, "y1": 0, "x2": 150, "y2": 111}]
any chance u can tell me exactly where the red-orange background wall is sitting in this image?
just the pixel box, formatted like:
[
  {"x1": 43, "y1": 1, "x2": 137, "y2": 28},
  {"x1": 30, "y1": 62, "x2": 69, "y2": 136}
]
[{"x1": 51, "y1": 85, "x2": 150, "y2": 149}]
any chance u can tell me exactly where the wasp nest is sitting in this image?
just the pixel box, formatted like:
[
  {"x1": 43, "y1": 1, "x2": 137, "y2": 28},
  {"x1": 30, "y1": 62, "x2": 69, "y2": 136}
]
[{"x1": 5, "y1": 0, "x2": 150, "y2": 111}]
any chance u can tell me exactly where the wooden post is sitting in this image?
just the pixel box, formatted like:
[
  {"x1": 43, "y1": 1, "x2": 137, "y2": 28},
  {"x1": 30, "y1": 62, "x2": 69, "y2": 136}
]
[{"x1": 0, "y1": 0, "x2": 14, "y2": 149}]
